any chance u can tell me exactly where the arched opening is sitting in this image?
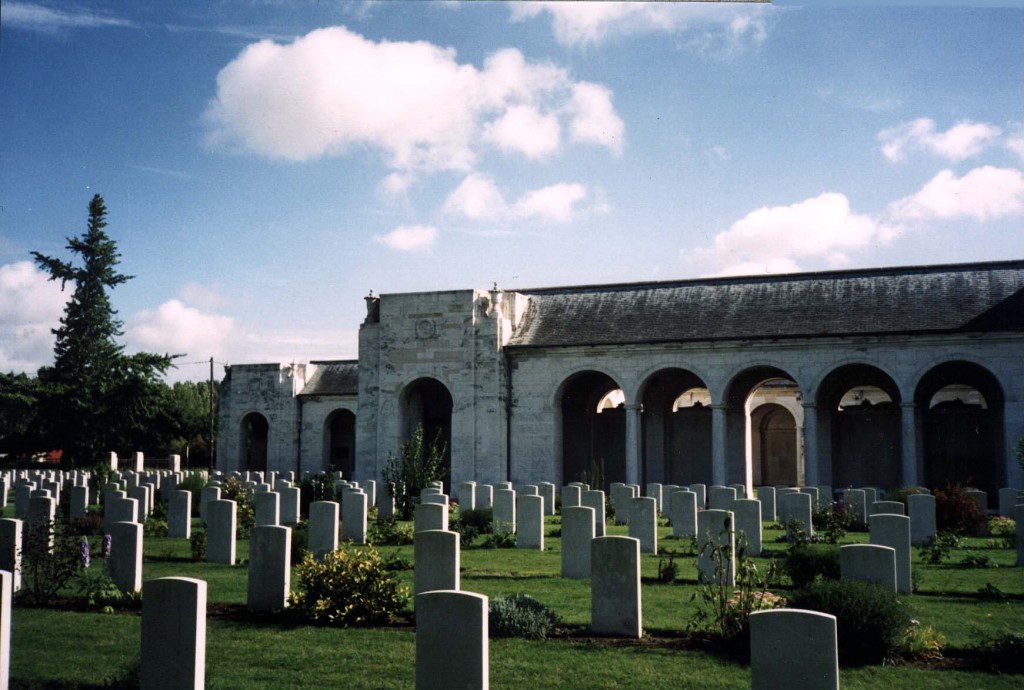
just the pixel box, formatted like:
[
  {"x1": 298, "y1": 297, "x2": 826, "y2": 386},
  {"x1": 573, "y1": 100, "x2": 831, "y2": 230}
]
[
  {"x1": 400, "y1": 378, "x2": 453, "y2": 489},
  {"x1": 916, "y1": 362, "x2": 1004, "y2": 500},
  {"x1": 323, "y1": 409, "x2": 356, "y2": 478},
  {"x1": 752, "y1": 404, "x2": 798, "y2": 486},
  {"x1": 817, "y1": 365, "x2": 901, "y2": 491},
  {"x1": 559, "y1": 371, "x2": 625, "y2": 489},
  {"x1": 726, "y1": 367, "x2": 801, "y2": 487},
  {"x1": 639, "y1": 368, "x2": 712, "y2": 487},
  {"x1": 240, "y1": 412, "x2": 269, "y2": 473}
]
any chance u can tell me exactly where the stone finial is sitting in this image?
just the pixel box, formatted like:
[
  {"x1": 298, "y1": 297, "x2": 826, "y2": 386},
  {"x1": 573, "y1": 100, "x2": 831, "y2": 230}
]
[{"x1": 363, "y1": 291, "x2": 380, "y2": 324}]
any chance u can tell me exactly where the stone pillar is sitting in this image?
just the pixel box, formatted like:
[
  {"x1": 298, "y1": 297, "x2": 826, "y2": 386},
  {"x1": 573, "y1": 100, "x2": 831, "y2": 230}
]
[
  {"x1": 141, "y1": 577, "x2": 206, "y2": 690},
  {"x1": 416, "y1": 591, "x2": 488, "y2": 690},
  {"x1": 802, "y1": 403, "x2": 819, "y2": 488},
  {"x1": 591, "y1": 536, "x2": 641, "y2": 638},
  {"x1": 624, "y1": 403, "x2": 642, "y2": 487},
  {"x1": 109, "y1": 521, "x2": 143, "y2": 594},
  {"x1": 750, "y1": 609, "x2": 838, "y2": 690},
  {"x1": 414, "y1": 529, "x2": 460, "y2": 597},
  {"x1": 247, "y1": 525, "x2": 291, "y2": 612},
  {"x1": 711, "y1": 405, "x2": 727, "y2": 487},
  {"x1": 900, "y1": 402, "x2": 919, "y2": 488}
]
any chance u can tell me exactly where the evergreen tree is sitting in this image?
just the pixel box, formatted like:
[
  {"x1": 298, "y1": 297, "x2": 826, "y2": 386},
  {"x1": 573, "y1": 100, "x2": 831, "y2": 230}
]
[{"x1": 32, "y1": 194, "x2": 174, "y2": 466}]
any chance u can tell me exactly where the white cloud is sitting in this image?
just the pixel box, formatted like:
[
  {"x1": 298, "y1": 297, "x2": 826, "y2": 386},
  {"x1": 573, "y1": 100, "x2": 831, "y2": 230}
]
[
  {"x1": 568, "y1": 83, "x2": 624, "y2": 154},
  {"x1": 878, "y1": 118, "x2": 1002, "y2": 163},
  {"x1": 482, "y1": 105, "x2": 561, "y2": 160},
  {"x1": 0, "y1": 261, "x2": 67, "y2": 373},
  {"x1": 3, "y1": 2, "x2": 137, "y2": 32},
  {"x1": 887, "y1": 166, "x2": 1024, "y2": 222},
  {"x1": 442, "y1": 173, "x2": 588, "y2": 224},
  {"x1": 508, "y1": 2, "x2": 768, "y2": 51},
  {"x1": 178, "y1": 282, "x2": 229, "y2": 310},
  {"x1": 127, "y1": 300, "x2": 236, "y2": 357},
  {"x1": 693, "y1": 193, "x2": 895, "y2": 277},
  {"x1": 373, "y1": 225, "x2": 439, "y2": 252},
  {"x1": 1006, "y1": 125, "x2": 1024, "y2": 161},
  {"x1": 204, "y1": 27, "x2": 622, "y2": 172}
]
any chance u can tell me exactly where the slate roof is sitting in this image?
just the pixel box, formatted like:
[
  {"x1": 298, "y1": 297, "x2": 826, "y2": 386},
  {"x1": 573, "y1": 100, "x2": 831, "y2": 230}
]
[
  {"x1": 506, "y1": 260, "x2": 1024, "y2": 349},
  {"x1": 299, "y1": 360, "x2": 359, "y2": 396}
]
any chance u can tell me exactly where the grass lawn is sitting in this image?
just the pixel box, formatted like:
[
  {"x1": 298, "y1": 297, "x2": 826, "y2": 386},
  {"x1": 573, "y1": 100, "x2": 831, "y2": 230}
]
[{"x1": 7, "y1": 508, "x2": 1024, "y2": 689}]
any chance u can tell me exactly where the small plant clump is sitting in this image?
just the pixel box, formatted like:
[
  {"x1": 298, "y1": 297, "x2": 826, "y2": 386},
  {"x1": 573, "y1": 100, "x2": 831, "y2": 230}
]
[
  {"x1": 480, "y1": 529, "x2": 517, "y2": 549},
  {"x1": 189, "y1": 531, "x2": 207, "y2": 562},
  {"x1": 381, "y1": 424, "x2": 448, "y2": 520},
  {"x1": 18, "y1": 517, "x2": 85, "y2": 607},
  {"x1": 367, "y1": 516, "x2": 414, "y2": 546},
  {"x1": 657, "y1": 553, "x2": 679, "y2": 583},
  {"x1": 289, "y1": 545, "x2": 410, "y2": 626},
  {"x1": 782, "y1": 544, "x2": 841, "y2": 589},
  {"x1": 489, "y1": 593, "x2": 560, "y2": 640},
  {"x1": 918, "y1": 531, "x2": 962, "y2": 564},
  {"x1": 933, "y1": 483, "x2": 987, "y2": 536}
]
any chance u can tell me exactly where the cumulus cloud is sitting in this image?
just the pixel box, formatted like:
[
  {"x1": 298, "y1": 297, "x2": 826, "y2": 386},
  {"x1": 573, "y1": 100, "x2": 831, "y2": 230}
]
[
  {"x1": 1006, "y1": 125, "x2": 1024, "y2": 161},
  {"x1": 373, "y1": 225, "x2": 439, "y2": 252},
  {"x1": 878, "y1": 118, "x2": 1002, "y2": 163},
  {"x1": 886, "y1": 166, "x2": 1024, "y2": 221},
  {"x1": 0, "y1": 261, "x2": 67, "y2": 373},
  {"x1": 204, "y1": 28, "x2": 622, "y2": 173},
  {"x1": 692, "y1": 193, "x2": 896, "y2": 277},
  {"x1": 442, "y1": 173, "x2": 588, "y2": 223},
  {"x1": 127, "y1": 300, "x2": 235, "y2": 356},
  {"x1": 508, "y1": 1, "x2": 768, "y2": 51}
]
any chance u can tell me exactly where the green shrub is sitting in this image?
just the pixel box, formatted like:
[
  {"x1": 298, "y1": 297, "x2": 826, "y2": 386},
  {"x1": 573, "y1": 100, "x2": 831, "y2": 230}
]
[
  {"x1": 368, "y1": 516, "x2": 414, "y2": 546},
  {"x1": 220, "y1": 476, "x2": 255, "y2": 538},
  {"x1": 933, "y1": 483, "x2": 987, "y2": 536},
  {"x1": 788, "y1": 580, "x2": 912, "y2": 665},
  {"x1": 480, "y1": 529, "x2": 516, "y2": 549},
  {"x1": 782, "y1": 544, "x2": 840, "y2": 589},
  {"x1": 457, "y1": 507, "x2": 493, "y2": 534},
  {"x1": 76, "y1": 568, "x2": 129, "y2": 609},
  {"x1": 290, "y1": 520, "x2": 309, "y2": 565},
  {"x1": 918, "y1": 531, "x2": 961, "y2": 564},
  {"x1": 811, "y1": 502, "x2": 853, "y2": 544},
  {"x1": 143, "y1": 516, "x2": 168, "y2": 538},
  {"x1": 987, "y1": 516, "x2": 1015, "y2": 549},
  {"x1": 489, "y1": 593, "x2": 559, "y2": 640},
  {"x1": 381, "y1": 424, "x2": 448, "y2": 520},
  {"x1": 299, "y1": 473, "x2": 336, "y2": 517},
  {"x1": 189, "y1": 530, "x2": 206, "y2": 562},
  {"x1": 288, "y1": 545, "x2": 410, "y2": 626},
  {"x1": 18, "y1": 517, "x2": 85, "y2": 606}
]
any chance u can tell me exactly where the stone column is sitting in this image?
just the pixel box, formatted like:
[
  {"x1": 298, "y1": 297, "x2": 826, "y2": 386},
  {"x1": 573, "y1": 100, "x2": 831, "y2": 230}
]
[
  {"x1": 624, "y1": 404, "x2": 642, "y2": 487},
  {"x1": 802, "y1": 403, "x2": 819, "y2": 488},
  {"x1": 711, "y1": 404, "x2": 728, "y2": 487},
  {"x1": 900, "y1": 402, "x2": 919, "y2": 487}
]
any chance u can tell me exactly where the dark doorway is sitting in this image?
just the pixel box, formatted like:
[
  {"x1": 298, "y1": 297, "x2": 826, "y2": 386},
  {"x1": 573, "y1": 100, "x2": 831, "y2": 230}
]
[{"x1": 240, "y1": 412, "x2": 269, "y2": 472}]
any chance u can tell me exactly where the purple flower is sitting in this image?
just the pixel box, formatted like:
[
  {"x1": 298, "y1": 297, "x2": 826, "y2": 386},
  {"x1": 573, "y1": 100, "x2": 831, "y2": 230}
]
[
  {"x1": 80, "y1": 537, "x2": 91, "y2": 569},
  {"x1": 101, "y1": 534, "x2": 112, "y2": 559}
]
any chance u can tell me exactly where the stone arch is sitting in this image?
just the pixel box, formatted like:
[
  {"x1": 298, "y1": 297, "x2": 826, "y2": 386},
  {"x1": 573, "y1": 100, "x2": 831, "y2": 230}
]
[
  {"x1": 724, "y1": 365, "x2": 802, "y2": 488},
  {"x1": 638, "y1": 367, "x2": 712, "y2": 487},
  {"x1": 239, "y1": 411, "x2": 269, "y2": 473},
  {"x1": 752, "y1": 403, "x2": 798, "y2": 486},
  {"x1": 557, "y1": 370, "x2": 625, "y2": 489},
  {"x1": 399, "y1": 377, "x2": 454, "y2": 490},
  {"x1": 323, "y1": 408, "x2": 356, "y2": 478},
  {"x1": 915, "y1": 361, "x2": 1005, "y2": 499},
  {"x1": 816, "y1": 363, "x2": 902, "y2": 491}
]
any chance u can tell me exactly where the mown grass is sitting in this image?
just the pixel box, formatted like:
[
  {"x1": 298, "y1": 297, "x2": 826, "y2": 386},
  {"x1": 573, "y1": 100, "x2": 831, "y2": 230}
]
[{"x1": 7, "y1": 511, "x2": 1024, "y2": 688}]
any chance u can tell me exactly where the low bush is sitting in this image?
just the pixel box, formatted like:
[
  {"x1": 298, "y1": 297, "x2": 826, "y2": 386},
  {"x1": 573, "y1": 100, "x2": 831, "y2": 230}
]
[
  {"x1": 480, "y1": 529, "x2": 516, "y2": 549},
  {"x1": 189, "y1": 530, "x2": 206, "y2": 562},
  {"x1": 788, "y1": 579, "x2": 912, "y2": 665},
  {"x1": 368, "y1": 516, "x2": 414, "y2": 546},
  {"x1": 299, "y1": 473, "x2": 336, "y2": 516},
  {"x1": 143, "y1": 517, "x2": 168, "y2": 538},
  {"x1": 18, "y1": 518, "x2": 85, "y2": 606},
  {"x1": 489, "y1": 593, "x2": 559, "y2": 640},
  {"x1": 958, "y1": 553, "x2": 995, "y2": 569},
  {"x1": 456, "y1": 508, "x2": 493, "y2": 534},
  {"x1": 987, "y1": 516, "x2": 1015, "y2": 549},
  {"x1": 918, "y1": 531, "x2": 962, "y2": 564},
  {"x1": 933, "y1": 483, "x2": 987, "y2": 536},
  {"x1": 290, "y1": 520, "x2": 309, "y2": 565},
  {"x1": 289, "y1": 545, "x2": 410, "y2": 626},
  {"x1": 782, "y1": 544, "x2": 840, "y2": 589},
  {"x1": 811, "y1": 503, "x2": 853, "y2": 544}
]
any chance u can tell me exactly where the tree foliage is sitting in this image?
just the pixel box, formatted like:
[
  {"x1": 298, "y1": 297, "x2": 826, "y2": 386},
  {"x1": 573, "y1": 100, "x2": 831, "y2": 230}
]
[
  {"x1": 27, "y1": 194, "x2": 176, "y2": 466},
  {"x1": 381, "y1": 424, "x2": 448, "y2": 520}
]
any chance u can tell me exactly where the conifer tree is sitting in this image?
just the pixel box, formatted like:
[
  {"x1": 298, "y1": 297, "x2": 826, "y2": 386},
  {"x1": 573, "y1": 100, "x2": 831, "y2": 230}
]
[{"x1": 32, "y1": 194, "x2": 174, "y2": 466}]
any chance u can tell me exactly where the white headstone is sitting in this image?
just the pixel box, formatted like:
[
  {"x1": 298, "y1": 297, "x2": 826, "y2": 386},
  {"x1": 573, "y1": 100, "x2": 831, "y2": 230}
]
[
  {"x1": 628, "y1": 497, "x2": 657, "y2": 554},
  {"x1": 839, "y1": 544, "x2": 897, "y2": 592},
  {"x1": 561, "y1": 506, "x2": 595, "y2": 579},
  {"x1": 697, "y1": 509, "x2": 734, "y2": 586},
  {"x1": 907, "y1": 493, "x2": 936, "y2": 546},
  {"x1": 591, "y1": 536, "x2": 642, "y2": 638},
  {"x1": 415, "y1": 502, "x2": 449, "y2": 533},
  {"x1": 870, "y1": 513, "x2": 912, "y2": 594},
  {"x1": 756, "y1": 486, "x2": 776, "y2": 522},
  {"x1": 109, "y1": 521, "x2": 143, "y2": 593},
  {"x1": 516, "y1": 494, "x2": 544, "y2": 550},
  {"x1": 248, "y1": 525, "x2": 291, "y2": 612},
  {"x1": 141, "y1": 577, "x2": 206, "y2": 690},
  {"x1": 169, "y1": 490, "x2": 192, "y2": 539},
  {"x1": 342, "y1": 491, "x2": 368, "y2": 544},
  {"x1": 309, "y1": 501, "x2": 339, "y2": 558},
  {"x1": 414, "y1": 529, "x2": 460, "y2": 597},
  {"x1": 206, "y1": 499, "x2": 237, "y2": 565},
  {"x1": 731, "y1": 498, "x2": 763, "y2": 557},
  {"x1": 669, "y1": 490, "x2": 698, "y2": 539},
  {"x1": 0, "y1": 519, "x2": 22, "y2": 592},
  {"x1": 416, "y1": 590, "x2": 488, "y2": 690},
  {"x1": 493, "y1": 489, "x2": 516, "y2": 534},
  {"x1": 254, "y1": 491, "x2": 280, "y2": 527},
  {"x1": 750, "y1": 609, "x2": 838, "y2": 690}
]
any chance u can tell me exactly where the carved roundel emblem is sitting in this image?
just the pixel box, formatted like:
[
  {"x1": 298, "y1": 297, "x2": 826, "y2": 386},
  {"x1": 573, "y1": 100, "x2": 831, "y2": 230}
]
[{"x1": 415, "y1": 319, "x2": 437, "y2": 339}]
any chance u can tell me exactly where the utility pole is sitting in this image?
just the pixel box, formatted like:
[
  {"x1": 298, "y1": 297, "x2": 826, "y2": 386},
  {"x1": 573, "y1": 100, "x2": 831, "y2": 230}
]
[{"x1": 209, "y1": 356, "x2": 215, "y2": 468}]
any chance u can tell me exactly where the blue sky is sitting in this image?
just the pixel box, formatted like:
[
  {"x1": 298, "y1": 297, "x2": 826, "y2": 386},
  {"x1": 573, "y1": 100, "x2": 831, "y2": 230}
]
[{"x1": 1, "y1": 1, "x2": 1022, "y2": 382}]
